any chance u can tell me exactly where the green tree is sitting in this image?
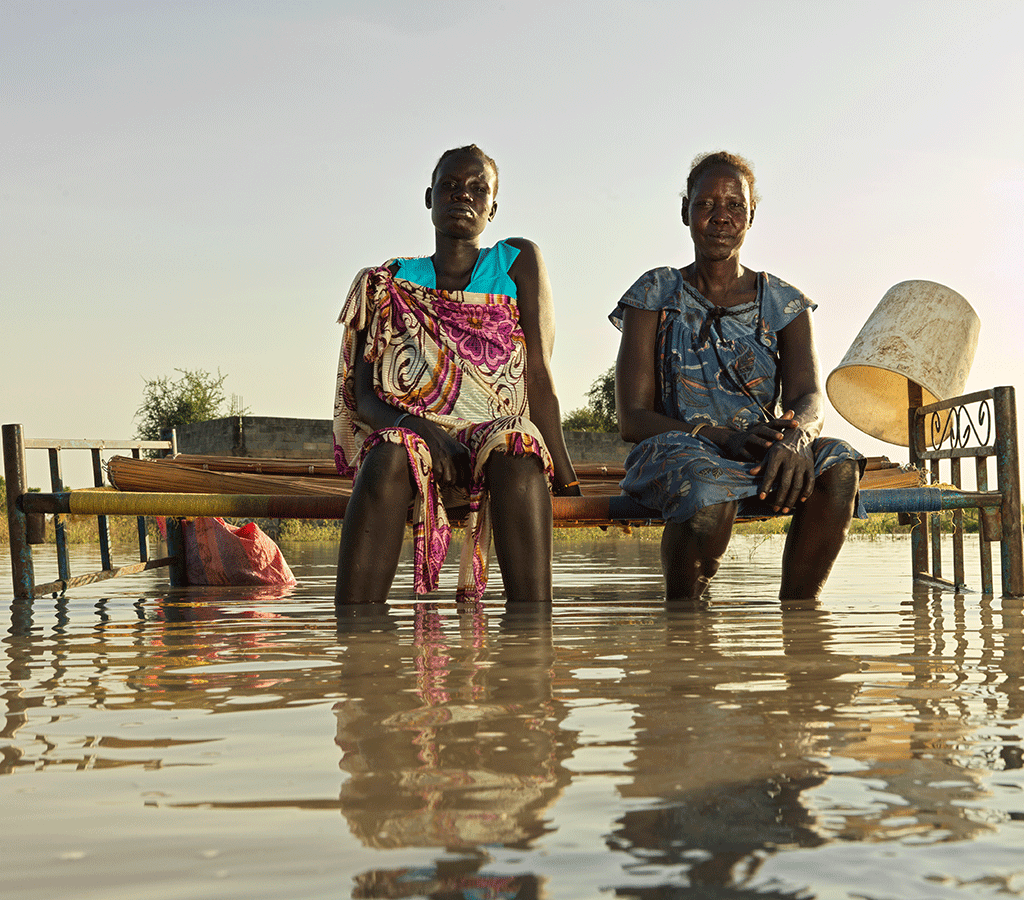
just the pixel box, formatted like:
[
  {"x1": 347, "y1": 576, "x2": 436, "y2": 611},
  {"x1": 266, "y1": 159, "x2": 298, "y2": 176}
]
[
  {"x1": 134, "y1": 368, "x2": 247, "y2": 442},
  {"x1": 562, "y1": 365, "x2": 617, "y2": 432}
]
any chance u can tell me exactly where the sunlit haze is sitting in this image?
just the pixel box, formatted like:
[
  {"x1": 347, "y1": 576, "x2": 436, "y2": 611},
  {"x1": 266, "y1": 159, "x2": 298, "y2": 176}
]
[{"x1": 4, "y1": 0, "x2": 1022, "y2": 488}]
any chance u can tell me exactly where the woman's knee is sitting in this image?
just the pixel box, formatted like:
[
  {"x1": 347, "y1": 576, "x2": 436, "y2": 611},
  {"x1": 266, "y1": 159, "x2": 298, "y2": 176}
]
[
  {"x1": 488, "y1": 452, "x2": 551, "y2": 541},
  {"x1": 486, "y1": 451, "x2": 545, "y2": 490},
  {"x1": 354, "y1": 443, "x2": 415, "y2": 503},
  {"x1": 816, "y1": 459, "x2": 860, "y2": 507},
  {"x1": 688, "y1": 501, "x2": 738, "y2": 541},
  {"x1": 661, "y1": 503, "x2": 737, "y2": 595},
  {"x1": 663, "y1": 501, "x2": 737, "y2": 567}
]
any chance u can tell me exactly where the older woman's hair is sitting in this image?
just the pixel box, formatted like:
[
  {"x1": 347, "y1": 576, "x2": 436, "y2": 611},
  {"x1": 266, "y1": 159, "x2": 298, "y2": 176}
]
[
  {"x1": 431, "y1": 144, "x2": 500, "y2": 196},
  {"x1": 684, "y1": 151, "x2": 760, "y2": 208}
]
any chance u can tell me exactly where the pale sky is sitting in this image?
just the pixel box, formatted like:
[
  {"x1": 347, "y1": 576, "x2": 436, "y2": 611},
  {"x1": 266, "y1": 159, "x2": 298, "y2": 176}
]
[{"x1": 4, "y1": 0, "x2": 1023, "y2": 489}]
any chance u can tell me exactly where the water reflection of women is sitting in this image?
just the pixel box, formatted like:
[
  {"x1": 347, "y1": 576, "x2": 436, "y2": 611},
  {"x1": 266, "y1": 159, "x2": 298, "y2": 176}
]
[
  {"x1": 333, "y1": 606, "x2": 574, "y2": 854},
  {"x1": 333, "y1": 145, "x2": 580, "y2": 607},
  {"x1": 608, "y1": 606, "x2": 841, "y2": 892},
  {"x1": 613, "y1": 151, "x2": 864, "y2": 601}
]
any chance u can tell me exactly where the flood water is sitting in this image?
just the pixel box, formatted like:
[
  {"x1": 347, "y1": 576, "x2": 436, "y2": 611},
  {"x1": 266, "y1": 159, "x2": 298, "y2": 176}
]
[{"x1": 3, "y1": 534, "x2": 1023, "y2": 899}]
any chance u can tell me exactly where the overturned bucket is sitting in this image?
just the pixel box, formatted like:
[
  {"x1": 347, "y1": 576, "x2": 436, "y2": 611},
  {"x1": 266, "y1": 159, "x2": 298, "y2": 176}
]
[{"x1": 826, "y1": 280, "x2": 979, "y2": 446}]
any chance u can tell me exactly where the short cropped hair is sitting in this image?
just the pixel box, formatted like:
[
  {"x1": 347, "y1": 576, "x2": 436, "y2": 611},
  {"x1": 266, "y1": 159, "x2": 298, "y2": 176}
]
[
  {"x1": 684, "y1": 150, "x2": 760, "y2": 208},
  {"x1": 430, "y1": 144, "x2": 500, "y2": 196}
]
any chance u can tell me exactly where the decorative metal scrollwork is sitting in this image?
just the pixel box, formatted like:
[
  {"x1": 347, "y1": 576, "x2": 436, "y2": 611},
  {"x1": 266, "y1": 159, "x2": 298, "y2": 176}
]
[{"x1": 925, "y1": 398, "x2": 992, "y2": 451}]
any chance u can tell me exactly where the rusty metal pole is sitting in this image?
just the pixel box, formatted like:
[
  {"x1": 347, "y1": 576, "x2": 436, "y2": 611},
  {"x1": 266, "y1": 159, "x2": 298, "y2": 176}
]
[
  {"x1": 91, "y1": 447, "x2": 112, "y2": 571},
  {"x1": 166, "y1": 516, "x2": 188, "y2": 587},
  {"x1": 48, "y1": 446, "x2": 71, "y2": 585},
  {"x1": 3, "y1": 424, "x2": 36, "y2": 600},
  {"x1": 950, "y1": 457, "x2": 965, "y2": 589},
  {"x1": 907, "y1": 382, "x2": 928, "y2": 581},
  {"x1": 994, "y1": 386, "x2": 1023, "y2": 597},
  {"x1": 976, "y1": 456, "x2": 995, "y2": 594},
  {"x1": 132, "y1": 448, "x2": 150, "y2": 563}
]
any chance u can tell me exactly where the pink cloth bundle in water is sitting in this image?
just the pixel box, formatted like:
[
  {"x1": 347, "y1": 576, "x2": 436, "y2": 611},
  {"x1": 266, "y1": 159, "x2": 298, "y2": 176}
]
[{"x1": 183, "y1": 517, "x2": 296, "y2": 586}]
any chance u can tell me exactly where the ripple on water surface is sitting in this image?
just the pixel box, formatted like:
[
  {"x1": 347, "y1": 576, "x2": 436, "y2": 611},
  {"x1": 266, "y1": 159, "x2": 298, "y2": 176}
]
[{"x1": 2, "y1": 535, "x2": 1023, "y2": 899}]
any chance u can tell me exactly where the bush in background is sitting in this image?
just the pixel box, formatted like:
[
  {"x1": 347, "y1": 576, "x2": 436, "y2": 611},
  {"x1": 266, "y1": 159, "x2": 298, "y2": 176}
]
[
  {"x1": 134, "y1": 368, "x2": 248, "y2": 447},
  {"x1": 562, "y1": 365, "x2": 617, "y2": 432}
]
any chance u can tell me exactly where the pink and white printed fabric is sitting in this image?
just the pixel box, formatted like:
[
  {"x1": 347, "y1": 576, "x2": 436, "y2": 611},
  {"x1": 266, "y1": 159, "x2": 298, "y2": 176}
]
[{"x1": 333, "y1": 264, "x2": 552, "y2": 601}]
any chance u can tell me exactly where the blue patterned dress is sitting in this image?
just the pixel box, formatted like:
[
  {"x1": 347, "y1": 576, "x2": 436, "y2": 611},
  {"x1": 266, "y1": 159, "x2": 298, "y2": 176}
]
[{"x1": 610, "y1": 267, "x2": 864, "y2": 523}]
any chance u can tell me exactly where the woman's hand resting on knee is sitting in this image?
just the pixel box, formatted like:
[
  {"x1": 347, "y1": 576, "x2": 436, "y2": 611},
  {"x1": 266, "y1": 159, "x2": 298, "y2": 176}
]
[{"x1": 716, "y1": 411, "x2": 815, "y2": 512}]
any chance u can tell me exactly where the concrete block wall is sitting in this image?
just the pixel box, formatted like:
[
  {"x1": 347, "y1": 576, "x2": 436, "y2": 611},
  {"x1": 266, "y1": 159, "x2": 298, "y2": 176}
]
[
  {"x1": 564, "y1": 431, "x2": 630, "y2": 465},
  {"x1": 237, "y1": 416, "x2": 335, "y2": 459},
  {"x1": 172, "y1": 417, "x2": 245, "y2": 456},
  {"x1": 175, "y1": 417, "x2": 630, "y2": 464},
  {"x1": 176, "y1": 417, "x2": 334, "y2": 459}
]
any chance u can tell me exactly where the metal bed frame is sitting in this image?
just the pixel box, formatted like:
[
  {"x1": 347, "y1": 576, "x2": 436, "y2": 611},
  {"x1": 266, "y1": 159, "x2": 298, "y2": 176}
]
[{"x1": 5, "y1": 386, "x2": 1022, "y2": 601}]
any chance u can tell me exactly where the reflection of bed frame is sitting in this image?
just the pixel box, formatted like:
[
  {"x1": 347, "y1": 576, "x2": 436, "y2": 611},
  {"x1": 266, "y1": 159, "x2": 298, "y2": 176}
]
[{"x1": 5, "y1": 385, "x2": 1022, "y2": 600}]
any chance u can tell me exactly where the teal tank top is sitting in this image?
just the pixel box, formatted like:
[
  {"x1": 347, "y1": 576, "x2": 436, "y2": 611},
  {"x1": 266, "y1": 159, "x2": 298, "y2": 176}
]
[{"x1": 394, "y1": 240, "x2": 520, "y2": 297}]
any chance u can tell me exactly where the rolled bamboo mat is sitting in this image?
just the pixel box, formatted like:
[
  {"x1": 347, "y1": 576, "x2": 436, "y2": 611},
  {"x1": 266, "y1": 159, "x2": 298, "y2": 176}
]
[
  {"x1": 861, "y1": 466, "x2": 923, "y2": 490},
  {"x1": 107, "y1": 456, "x2": 353, "y2": 496},
  {"x1": 169, "y1": 454, "x2": 340, "y2": 477},
  {"x1": 106, "y1": 454, "x2": 918, "y2": 498},
  {"x1": 167, "y1": 455, "x2": 629, "y2": 481}
]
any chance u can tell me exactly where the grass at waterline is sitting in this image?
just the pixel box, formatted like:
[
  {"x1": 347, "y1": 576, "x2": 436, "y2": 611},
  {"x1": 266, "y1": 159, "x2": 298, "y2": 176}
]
[
  {"x1": 551, "y1": 509, "x2": 980, "y2": 542},
  {"x1": 244, "y1": 509, "x2": 984, "y2": 542},
  {"x1": 0, "y1": 514, "x2": 166, "y2": 547},
  {"x1": 0, "y1": 509, "x2": 983, "y2": 546}
]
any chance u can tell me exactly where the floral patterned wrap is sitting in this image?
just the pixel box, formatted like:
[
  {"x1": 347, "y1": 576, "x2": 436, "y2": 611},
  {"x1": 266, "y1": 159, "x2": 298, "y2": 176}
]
[
  {"x1": 610, "y1": 267, "x2": 864, "y2": 524},
  {"x1": 334, "y1": 264, "x2": 553, "y2": 600}
]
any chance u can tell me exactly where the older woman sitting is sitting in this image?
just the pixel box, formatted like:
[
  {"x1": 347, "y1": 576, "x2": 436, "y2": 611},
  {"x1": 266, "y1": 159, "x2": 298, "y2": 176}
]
[{"x1": 613, "y1": 151, "x2": 864, "y2": 601}]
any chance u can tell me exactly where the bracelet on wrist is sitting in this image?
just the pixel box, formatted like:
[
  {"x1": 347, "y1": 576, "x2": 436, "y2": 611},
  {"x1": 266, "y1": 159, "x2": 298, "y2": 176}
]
[{"x1": 393, "y1": 412, "x2": 411, "y2": 428}]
